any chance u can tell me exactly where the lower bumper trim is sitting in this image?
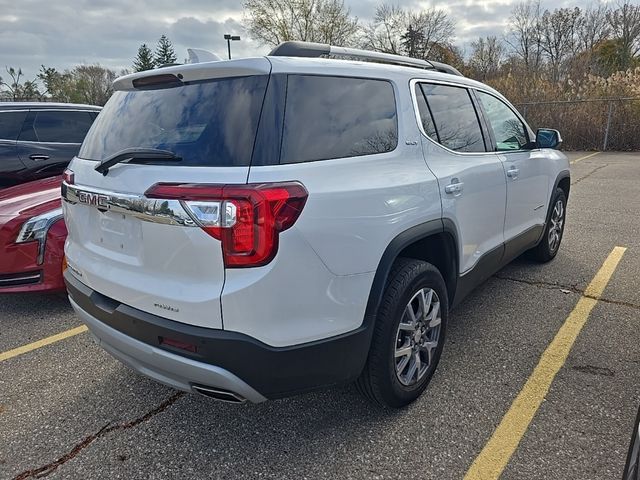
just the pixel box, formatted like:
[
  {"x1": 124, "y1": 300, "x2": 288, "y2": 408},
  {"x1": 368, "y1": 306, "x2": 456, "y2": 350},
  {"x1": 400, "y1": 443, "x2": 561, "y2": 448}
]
[
  {"x1": 64, "y1": 269, "x2": 372, "y2": 399},
  {"x1": 70, "y1": 296, "x2": 267, "y2": 403}
]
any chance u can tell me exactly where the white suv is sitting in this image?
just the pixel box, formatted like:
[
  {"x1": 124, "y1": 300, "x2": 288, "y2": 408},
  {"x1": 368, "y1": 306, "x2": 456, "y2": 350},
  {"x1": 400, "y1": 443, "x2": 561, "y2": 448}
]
[{"x1": 62, "y1": 42, "x2": 570, "y2": 408}]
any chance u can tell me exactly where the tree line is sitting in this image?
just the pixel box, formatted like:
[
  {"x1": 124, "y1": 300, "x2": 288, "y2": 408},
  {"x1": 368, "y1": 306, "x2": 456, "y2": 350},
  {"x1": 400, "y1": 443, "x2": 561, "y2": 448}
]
[
  {"x1": 0, "y1": 35, "x2": 179, "y2": 105},
  {"x1": 243, "y1": 0, "x2": 640, "y2": 103},
  {"x1": 2, "y1": 0, "x2": 639, "y2": 108}
]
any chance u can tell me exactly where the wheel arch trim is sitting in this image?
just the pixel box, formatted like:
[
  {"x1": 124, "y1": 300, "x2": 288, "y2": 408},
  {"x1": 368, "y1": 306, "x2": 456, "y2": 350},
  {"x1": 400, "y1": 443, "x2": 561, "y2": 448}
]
[
  {"x1": 364, "y1": 219, "x2": 459, "y2": 324},
  {"x1": 537, "y1": 170, "x2": 570, "y2": 245}
]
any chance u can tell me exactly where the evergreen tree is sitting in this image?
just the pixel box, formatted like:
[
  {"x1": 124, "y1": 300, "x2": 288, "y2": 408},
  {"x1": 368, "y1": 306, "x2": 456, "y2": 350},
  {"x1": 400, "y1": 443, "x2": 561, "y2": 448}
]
[
  {"x1": 154, "y1": 35, "x2": 177, "y2": 67},
  {"x1": 401, "y1": 24, "x2": 425, "y2": 58},
  {"x1": 133, "y1": 44, "x2": 155, "y2": 72}
]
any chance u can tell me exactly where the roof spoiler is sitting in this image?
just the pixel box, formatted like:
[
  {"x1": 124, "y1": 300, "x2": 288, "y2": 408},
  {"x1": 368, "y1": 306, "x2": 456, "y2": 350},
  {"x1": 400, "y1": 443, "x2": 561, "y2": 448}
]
[{"x1": 268, "y1": 41, "x2": 463, "y2": 76}]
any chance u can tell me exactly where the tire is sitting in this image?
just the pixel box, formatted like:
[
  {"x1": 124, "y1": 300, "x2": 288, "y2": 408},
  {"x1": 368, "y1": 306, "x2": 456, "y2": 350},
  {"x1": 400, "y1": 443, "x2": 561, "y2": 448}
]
[
  {"x1": 530, "y1": 188, "x2": 567, "y2": 263},
  {"x1": 356, "y1": 258, "x2": 448, "y2": 408}
]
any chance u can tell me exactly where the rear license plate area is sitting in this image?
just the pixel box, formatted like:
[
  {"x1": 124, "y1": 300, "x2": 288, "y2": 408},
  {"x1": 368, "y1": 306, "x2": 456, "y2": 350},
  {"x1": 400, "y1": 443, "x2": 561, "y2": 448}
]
[{"x1": 92, "y1": 210, "x2": 142, "y2": 256}]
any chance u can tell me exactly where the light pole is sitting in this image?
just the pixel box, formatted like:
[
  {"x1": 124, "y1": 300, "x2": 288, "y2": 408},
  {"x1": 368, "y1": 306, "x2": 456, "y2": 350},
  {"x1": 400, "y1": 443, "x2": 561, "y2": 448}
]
[{"x1": 224, "y1": 34, "x2": 241, "y2": 59}]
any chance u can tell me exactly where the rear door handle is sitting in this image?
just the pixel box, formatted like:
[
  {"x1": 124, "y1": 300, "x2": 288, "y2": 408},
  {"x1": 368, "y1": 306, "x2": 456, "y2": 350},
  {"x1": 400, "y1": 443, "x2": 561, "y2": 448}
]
[
  {"x1": 507, "y1": 166, "x2": 519, "y2": 179},
  {"x1": 444, "y1": 179, "x2": 464, "y2": 195},
  {"x1": 29, "y1": 154, "x2": 50, "y2": 161}
]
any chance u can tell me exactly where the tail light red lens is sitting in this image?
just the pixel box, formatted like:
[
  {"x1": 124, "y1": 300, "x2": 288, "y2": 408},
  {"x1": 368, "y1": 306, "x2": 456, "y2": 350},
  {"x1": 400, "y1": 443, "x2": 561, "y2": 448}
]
[
  {"x1": 159, "y1": 336, "x2": 197, "y2": 353},
  {"x1": 145, "y1": 182, "x2": 308, "y2": 267},
  {"x1": 62, "y1": 168, "x2": 75, "y2": 185}
]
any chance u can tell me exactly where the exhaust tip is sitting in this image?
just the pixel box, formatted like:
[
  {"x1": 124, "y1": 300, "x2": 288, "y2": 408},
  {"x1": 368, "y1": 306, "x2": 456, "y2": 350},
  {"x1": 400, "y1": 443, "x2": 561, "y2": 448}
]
[{"x1": 192, "y1": 385, "x2": 246, "y2": 404}]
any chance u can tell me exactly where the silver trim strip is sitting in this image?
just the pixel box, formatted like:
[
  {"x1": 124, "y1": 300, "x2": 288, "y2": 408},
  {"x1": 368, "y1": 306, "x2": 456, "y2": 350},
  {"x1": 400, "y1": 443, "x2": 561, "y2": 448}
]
[
  {"x1": 192, "y1": 385, "x2": 247, "y2": 403},
  {"x1": 0, "y1": 273, "x2": 41, "y2": 285},
  {"x1": 27, "y1": 109, "x2": 100, "y2": 113},
  {"x1": 17, "y1": 140, "x2": 81, "y2": 146},
  {"x1": 62, "y1": 183, "x2": 197, "y2": 227}
]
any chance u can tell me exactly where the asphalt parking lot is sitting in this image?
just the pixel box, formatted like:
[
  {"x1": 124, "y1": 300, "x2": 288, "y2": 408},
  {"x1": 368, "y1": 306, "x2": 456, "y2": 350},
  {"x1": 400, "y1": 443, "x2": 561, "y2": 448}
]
[{"x1": 1, "y1": 151, "x2": 639, "y2": 480}]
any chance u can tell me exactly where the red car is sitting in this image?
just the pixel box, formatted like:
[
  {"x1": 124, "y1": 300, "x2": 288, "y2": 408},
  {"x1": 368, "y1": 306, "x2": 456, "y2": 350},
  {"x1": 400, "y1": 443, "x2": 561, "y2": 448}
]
[{"x1": 0, "y1": 176, "x2": 66, "y2": 293}]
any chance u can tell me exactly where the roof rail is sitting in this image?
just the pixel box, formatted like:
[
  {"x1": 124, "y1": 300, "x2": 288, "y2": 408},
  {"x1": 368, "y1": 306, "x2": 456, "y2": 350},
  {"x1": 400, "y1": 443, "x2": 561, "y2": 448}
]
[{"x1": 268, "y1": 41, "x2": 463, "y2": 76}]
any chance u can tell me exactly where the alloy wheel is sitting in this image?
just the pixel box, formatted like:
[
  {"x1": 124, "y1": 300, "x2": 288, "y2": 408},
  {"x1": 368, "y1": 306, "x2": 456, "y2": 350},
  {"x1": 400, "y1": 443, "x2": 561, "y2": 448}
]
[
  {"x1": 394, "y1": 288, "x2": 442, "y2": 386},
  {"x1": 548, "y1": 199, "x2": 565, "y2": 253}
]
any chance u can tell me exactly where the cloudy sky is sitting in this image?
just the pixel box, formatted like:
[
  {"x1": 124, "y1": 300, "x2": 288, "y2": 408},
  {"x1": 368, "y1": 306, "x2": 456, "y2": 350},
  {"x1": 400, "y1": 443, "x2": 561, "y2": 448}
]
[{"x1": 0, "y1": 0, "x2": 603, "y2": 81}]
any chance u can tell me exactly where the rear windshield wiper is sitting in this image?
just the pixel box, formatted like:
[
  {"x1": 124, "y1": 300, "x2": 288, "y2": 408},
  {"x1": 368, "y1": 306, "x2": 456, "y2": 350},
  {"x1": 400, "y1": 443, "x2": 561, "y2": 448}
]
[{"x1": 95, "y1": 148, "x2": 181, "y2": 175}]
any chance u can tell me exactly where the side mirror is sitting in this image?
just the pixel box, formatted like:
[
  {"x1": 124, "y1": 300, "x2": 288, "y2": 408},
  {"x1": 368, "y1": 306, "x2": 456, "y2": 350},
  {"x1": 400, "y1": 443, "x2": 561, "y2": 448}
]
[{"x1": 536, "y1": 128, "x2": 562, "y2": 149}]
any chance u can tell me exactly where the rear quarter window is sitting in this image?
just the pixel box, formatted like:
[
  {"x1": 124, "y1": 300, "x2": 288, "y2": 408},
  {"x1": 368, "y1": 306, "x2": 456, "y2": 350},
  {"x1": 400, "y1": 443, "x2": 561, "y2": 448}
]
[{"x1": 280, "y1": 75, "x2": 397, "y2": 164}]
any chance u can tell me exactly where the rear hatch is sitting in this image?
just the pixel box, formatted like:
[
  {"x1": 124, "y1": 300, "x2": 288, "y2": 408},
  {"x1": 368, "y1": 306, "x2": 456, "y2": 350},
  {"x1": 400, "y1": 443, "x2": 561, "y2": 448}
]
[{"x1": 62, "y1": 59, "x2": 271, "y2": 329}]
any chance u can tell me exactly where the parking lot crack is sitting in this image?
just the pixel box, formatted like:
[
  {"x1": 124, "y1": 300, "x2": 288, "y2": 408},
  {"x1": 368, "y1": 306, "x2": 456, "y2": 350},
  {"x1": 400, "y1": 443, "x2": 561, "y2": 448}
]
[
  {"x1": 494, "y1": 275, "x2": 640, "y2": 312},
  {"x1": 494, "y1": 275, "x2": 583, "y2": 294},
  {"x1": 571, "y1": 163, "x2": 609, "y2": 185},
  {"x1": 12, "y1": 391, "x2": 185, "y2": 480}
]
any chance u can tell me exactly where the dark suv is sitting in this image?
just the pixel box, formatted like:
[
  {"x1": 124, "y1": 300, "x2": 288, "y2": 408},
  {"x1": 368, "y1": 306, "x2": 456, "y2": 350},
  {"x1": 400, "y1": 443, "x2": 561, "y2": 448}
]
[{"x1": 0, "y1": 103, "x2": 101, "y2": 188}]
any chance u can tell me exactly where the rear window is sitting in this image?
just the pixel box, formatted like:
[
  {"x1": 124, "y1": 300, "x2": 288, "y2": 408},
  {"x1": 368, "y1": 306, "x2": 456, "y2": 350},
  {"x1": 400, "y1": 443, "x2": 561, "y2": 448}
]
[
  {"x1": 0, "y1": 111, "x2": 28, "y2": 140},
  {"x1": 79, "y1": 75, "x2": 269, "y2": 167},
  {"x1": 280, "y1": 75, "x2": 397, "y2": 164}
]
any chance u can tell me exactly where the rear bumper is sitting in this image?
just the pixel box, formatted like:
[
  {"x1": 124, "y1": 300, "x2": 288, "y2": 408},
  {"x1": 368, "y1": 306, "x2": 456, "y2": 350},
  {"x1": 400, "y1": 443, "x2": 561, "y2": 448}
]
[
  {"x1": 64, "y1": 270, "x2": 372, "y2": 400},
  {"x1": 70, "y1": 295, "x2": 267, "y2": 403}
]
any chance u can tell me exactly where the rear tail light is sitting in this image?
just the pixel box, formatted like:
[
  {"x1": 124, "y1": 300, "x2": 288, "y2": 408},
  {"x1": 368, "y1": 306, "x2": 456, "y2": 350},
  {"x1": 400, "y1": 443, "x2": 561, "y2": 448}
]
[
  {"x1": 145, "y1": 182, "x2": 308, "y2": 267},
  {"x1": 62, "y1": 168, "x2": 75, "y2": 185}
]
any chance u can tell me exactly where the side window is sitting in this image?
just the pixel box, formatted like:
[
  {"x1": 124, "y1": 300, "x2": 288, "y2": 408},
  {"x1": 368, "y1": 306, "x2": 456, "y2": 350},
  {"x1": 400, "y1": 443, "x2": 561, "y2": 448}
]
[
  {"x1": 476, "y1": 91, "x2": 528, "y2": 151},
  {"x1": 31, "y1": 111, "x2": 95, "y2": 143},
  {"x1": 416, "y1": 83, "x2": 486, "y2": 153},
  {"x1": 280, "y1": 75, "x2": 397, "y2": 164},
  {"x1": 0, "y1": 111, "x2": 28, "y2": 140}
]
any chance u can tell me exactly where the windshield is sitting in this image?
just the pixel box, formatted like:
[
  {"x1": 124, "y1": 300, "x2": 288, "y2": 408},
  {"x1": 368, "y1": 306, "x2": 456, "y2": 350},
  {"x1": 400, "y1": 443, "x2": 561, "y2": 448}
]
[{"x1": 79, "y1": 75, "x2": 269, "y2": 167}]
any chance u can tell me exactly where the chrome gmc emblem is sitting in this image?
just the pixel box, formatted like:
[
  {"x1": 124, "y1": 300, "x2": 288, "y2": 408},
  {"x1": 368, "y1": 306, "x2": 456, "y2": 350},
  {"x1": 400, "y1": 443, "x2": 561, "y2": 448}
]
[{"x1": 78, "y1": 191, "x2": 109, "y2": 208}]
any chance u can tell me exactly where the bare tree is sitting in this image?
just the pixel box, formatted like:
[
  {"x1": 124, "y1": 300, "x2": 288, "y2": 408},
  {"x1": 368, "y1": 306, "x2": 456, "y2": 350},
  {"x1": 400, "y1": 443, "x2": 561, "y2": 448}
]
[
  {"x1": 315, "y1": 0, "x2": 360, "y2": 45},
  {"x1": 469, "y1": 36, "x2": 505, "y2": 80},
  {"x1": 539, "y1": 7, "x2": 582, "y2": 82},
  {"x1": 360, "y1": 4, "x2": 406, "y2": 54},
  {"x1": 0, "y1": 67, "x2": 41, "y2": 100},
  {"x1": 361, "y1": 4, "x2": 455, "y2": 59},
  {"x1": 411, "y1": 8, "x2": 455, "y2": 59},
  {"x1": 607, "y1": 0, "x2": 640, "y2": 69},
  {"x1": 243, "y1": 0, "x2": 358, "y2": 47},
  {"x1": 576, "y1": 3, "x2": 610, "y2": 52},
  {"x1": 505, "y1": 0, "x2": 542, "y2": 71}
]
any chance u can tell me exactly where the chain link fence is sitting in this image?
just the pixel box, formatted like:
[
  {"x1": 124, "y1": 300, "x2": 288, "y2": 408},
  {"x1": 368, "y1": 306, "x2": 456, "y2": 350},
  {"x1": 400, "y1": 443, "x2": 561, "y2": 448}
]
[{"x1": 515, "y1": 97, "x2": 640, "y2": 151}]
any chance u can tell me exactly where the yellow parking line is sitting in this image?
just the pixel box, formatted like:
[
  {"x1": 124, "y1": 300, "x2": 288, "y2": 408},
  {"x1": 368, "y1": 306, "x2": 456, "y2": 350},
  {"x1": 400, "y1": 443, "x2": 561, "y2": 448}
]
[
  {"x1": 464, "y1": 246, "x2": 627, "y2": 480},
  {"x1": 570, "y1": 152, "x2": 600, "y2": 164},
  {"x1": 0, "y1": 325, "x2": 88, "y2": 362}
]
